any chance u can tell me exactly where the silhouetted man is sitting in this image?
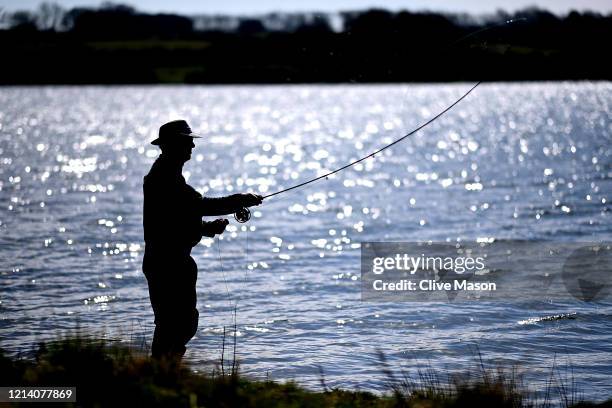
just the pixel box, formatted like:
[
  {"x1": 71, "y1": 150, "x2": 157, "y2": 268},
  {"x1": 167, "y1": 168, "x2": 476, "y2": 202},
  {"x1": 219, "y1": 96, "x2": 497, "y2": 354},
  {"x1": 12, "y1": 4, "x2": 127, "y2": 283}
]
[{"x1": 143, "y1": 120, "x2": 262, "y2": 359}]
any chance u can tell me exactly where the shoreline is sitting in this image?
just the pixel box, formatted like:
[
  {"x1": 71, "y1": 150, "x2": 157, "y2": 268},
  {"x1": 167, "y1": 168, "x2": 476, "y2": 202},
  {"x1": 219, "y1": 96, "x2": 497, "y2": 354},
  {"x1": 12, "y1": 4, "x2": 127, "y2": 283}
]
[{"x1": 2, "y1": 336, "x2": 611, "y2": 407}]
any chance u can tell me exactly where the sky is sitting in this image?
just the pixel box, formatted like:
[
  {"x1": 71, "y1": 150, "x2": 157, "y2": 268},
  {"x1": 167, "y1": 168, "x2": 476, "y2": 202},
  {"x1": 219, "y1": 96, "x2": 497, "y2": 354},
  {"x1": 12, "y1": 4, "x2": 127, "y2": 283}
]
[{"x1": 1, "y1": 0, "x2": 611, "y2": 15}]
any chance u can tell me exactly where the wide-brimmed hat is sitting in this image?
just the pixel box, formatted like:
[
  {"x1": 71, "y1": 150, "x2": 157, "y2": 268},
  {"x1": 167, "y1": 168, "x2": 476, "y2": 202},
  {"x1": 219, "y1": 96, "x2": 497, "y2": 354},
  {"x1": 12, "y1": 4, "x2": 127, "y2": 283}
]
[{"x1": 151, "y1": 120, "x2": 202, "y2": 146}]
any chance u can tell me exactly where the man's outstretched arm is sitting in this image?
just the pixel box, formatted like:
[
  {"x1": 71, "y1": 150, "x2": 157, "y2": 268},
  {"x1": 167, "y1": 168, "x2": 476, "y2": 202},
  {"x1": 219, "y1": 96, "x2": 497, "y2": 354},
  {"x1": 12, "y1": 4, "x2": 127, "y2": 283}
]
[{"x1": 200, "y1": 193, "x2": 263, "y2": 217}]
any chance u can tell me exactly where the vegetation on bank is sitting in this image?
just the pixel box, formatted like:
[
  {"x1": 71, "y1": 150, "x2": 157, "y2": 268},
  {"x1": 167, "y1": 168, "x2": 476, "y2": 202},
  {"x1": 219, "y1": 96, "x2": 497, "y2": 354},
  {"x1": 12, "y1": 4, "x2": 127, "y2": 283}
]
[
  {"x1": 1, "y1": 335, "x2": 611, "y2": 407},
  {"x1": 1, "y1": 3, "x2": 611, "y2": 84}
]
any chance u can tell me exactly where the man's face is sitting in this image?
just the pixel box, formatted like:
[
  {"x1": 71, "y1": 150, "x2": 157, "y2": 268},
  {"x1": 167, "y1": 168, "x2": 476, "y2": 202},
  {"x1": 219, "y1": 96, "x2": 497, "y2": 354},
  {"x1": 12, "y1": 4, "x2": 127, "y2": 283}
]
[{"x1": 162, "y1": 137, "x2": 195, "y2": 163}]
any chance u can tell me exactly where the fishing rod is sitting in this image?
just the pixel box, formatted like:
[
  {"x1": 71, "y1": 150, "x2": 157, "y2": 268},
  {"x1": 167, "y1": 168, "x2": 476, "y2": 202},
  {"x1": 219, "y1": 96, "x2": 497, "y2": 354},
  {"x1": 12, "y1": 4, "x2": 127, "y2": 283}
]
[
  {"x1": 232, "y1": 18, "x2": 526, "y2": 223},
  {"x1": 265, "y1": 81, "x2": 480, "y2": 199},
  {"x1": 232, "y1": 82, "x2": 479, "y2": 223}
]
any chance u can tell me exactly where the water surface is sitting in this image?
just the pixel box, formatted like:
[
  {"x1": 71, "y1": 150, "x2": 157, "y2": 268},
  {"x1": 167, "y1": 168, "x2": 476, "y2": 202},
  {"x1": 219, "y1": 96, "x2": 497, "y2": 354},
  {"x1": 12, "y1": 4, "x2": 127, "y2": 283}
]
[{"x1": 0, "y1": 82, "x2": 610, "y2": 400}]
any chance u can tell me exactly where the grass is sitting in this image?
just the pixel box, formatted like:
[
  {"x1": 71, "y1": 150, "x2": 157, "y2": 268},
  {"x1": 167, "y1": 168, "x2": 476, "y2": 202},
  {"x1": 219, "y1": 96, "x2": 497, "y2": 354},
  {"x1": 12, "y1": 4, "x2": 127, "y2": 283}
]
[{"x1": 0, "y1": 334, "x2": 610, "y2": 408}]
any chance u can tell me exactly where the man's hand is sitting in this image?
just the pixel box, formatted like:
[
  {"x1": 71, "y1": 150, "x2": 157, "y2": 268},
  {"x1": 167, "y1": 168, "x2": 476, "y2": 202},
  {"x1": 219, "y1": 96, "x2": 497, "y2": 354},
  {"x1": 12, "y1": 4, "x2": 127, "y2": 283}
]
[
  {"x1": 202, "y1": 218, "x2": 229, "y2": 237},
  {"x1": 210, "y1": 218, "x2": 229, "y2": 234},
  {"x1": 240, "y1": 193, "x2": 263, "y2": 207}
]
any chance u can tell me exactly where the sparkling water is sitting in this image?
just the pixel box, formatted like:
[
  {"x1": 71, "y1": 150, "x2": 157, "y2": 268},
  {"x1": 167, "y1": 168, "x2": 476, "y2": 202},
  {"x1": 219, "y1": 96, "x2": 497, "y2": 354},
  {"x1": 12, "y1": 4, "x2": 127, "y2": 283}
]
[{"x1": 0, "y1": 82, "x2": 610, "y2": 400}]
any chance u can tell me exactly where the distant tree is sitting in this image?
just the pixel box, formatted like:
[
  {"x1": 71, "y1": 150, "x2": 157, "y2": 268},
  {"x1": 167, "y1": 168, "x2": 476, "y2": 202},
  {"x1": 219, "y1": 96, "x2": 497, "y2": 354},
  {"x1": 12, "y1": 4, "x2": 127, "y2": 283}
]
[
  {"x1": 0, "y1": 9, "x2": 9, "y2": 30},
  {"x1": 294, "y1": 14, "x2": 333, "y2": 34},
  {"x1": 9, "y1": 10, "x2": 37, "y2": 31},
  {"x1": 36, "y1": 2, "x2": 66, "y2": 31},
  {"x1": 237, "y1": 18, "x2": 266, "y2": 35},
  {"x1": 68, "y1": 3, "x2": 192, "y2": 40},
  {"x1": 342, "y1": 9, "x2": 394, "y2": 36},
  {"x1": 99, "y1": 2, "x2": 136, "y2": 14}
]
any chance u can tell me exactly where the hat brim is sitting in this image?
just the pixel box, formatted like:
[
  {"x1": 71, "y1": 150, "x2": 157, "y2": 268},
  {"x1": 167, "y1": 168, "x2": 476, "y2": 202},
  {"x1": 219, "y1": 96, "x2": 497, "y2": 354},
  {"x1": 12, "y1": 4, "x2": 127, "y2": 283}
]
[{"x1": 151, "y1": 132, "x2": 202, "y2": 146}]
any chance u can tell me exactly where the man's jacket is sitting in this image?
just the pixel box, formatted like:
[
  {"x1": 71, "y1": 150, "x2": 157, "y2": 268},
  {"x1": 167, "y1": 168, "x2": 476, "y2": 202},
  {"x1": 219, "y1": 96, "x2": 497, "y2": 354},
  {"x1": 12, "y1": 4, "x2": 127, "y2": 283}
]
[{"x1": 143, "y1": 155, "x2": 243, "y2": 256}]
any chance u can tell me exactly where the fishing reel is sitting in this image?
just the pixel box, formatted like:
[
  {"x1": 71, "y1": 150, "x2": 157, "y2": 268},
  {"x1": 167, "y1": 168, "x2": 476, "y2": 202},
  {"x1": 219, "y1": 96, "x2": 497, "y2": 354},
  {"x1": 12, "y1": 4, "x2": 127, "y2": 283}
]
[{"x1": 234, "y1": 207, "x2": 251, "y2": 223}]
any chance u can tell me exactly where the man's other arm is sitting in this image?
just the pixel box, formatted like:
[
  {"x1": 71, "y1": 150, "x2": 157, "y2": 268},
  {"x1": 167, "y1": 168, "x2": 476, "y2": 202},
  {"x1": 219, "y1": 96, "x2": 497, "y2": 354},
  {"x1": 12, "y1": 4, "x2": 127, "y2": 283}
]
[{"x1": 201, "y1": 219, "x2": 229, "y2": 237}]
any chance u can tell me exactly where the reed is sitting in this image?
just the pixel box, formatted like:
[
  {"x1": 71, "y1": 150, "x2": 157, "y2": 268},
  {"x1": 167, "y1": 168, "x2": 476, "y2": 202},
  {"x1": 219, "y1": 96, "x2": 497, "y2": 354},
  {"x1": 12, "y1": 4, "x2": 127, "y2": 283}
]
[{"x1": 0, "y1": 334, "x2": 609, "y2": 408}]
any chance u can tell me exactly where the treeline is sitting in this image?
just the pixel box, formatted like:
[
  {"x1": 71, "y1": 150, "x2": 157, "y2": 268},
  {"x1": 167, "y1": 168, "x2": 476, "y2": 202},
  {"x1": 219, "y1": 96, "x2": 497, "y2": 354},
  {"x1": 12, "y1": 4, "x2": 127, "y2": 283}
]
[{"x1": 1, "y1": 2, "x2": 611, "y2": 84}]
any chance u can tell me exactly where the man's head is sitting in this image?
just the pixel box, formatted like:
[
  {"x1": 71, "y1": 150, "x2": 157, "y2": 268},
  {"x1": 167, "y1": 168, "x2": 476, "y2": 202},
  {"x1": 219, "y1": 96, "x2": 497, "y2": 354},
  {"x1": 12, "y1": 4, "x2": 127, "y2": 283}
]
[{"x1": 152, "y1": 120, "x2": 200, "y2": 163}]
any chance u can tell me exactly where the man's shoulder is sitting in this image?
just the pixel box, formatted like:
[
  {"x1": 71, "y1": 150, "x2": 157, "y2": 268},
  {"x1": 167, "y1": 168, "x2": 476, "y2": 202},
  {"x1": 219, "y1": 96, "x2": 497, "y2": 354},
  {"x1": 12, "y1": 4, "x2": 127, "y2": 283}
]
[
  {"x1": 143, "y1": 159, "x2": 173, "y2": 187},
  {"x1": 143, "y1": 161, "x2": 198, "y2": 198},
  {"x1": 144, "y1": 161, "x2": 159, "y2": 182},
  {"x1": 144, "y1": 157, "x2": 179, "y2": 177}
]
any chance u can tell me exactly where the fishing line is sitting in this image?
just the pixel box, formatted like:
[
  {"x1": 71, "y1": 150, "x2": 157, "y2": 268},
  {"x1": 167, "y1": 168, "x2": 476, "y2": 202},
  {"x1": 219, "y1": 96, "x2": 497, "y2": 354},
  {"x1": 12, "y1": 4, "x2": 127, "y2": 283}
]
[
  {"x1": 215, "y1": 228, "x2": 253, "y2": 340},
  {"x1": 215, "y1": 236, "x2": 240, "y2": 373},
  {"x1": 217, "y1": 237, "x2": 235, "y2": 313},
  {"x1": 445, "y1": 18, "x2": 526, "y2": 50}
]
